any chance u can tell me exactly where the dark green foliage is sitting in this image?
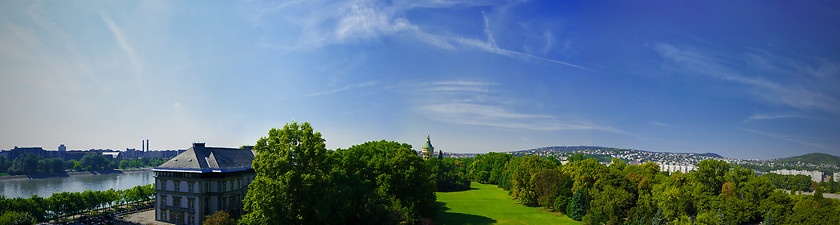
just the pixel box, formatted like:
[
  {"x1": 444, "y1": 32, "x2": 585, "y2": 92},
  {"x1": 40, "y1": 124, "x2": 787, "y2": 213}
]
[
  {"x1": 203, "y1": 210, "x2": 236, "y2": 225},
  {"x1": 509, "y1": 156, "x2": 557, "y2": 206},
  {"x1": 118, "y1": 157, "x2": 165, "y2": 169},
  {"x1": 427, "y1": 157, "x2": 471, "y2": 192},
  {"x1": 5, "y1": 153, "x2": 66, "y2": 175},
  {"x1": 532, "y1": 169, "x2": 572, "y2": 210},
  {"x1": 0, "y1": 184, "x2": 153, "y2": 223},
  {"x1": 566, "y1": 187, "x2": 588, "y2": 221},
  {"x1": 468, "y1": 152, "x2": 512, "y2": 185},
  {"x1": 764, "y1": 173, "x2": 814, "y2": 192},
  {"x1": 763, "y1": 210, "x2": 774, "y2": 225},
  {"x1": 79, "y1": 153, "x2": 112, "y2": 171},
  {"x1": 774, "y1": 153, "x2": 840, "y2": 165},
  {"x1": 0, "y1": 211, "x2": 36, "y2": 225},
  {"x1": 241, "y1": 122, "x2": 437, "y2": 225}
]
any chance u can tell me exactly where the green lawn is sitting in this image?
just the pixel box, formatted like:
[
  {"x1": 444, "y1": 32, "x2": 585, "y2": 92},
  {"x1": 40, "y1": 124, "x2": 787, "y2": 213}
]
[{"x1": 436, "y1": 183, "x2": 582, "y2": 225}]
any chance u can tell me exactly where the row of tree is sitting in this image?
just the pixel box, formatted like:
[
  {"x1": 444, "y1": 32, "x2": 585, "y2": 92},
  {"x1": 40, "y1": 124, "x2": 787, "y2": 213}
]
[
  {"x1": 426, "y1": 157, "x2": 472, "y2": 192},
  {"x1": 240, "y1": 122, "x2": 438, "y2": 225},
  {"x1": 0, "y1": 153, "x2": 167, "y2": 175},
  {"x1": 0, "y1": 184, "x2": 155, "y2": 223},
  {"x1": 0, "y1": 153, "x2": 64, "y2": 175},
  {"x1": 117, "y1": 157, "x2": 166, "y2": 170},
  {"x1": 468, "y1": 153, "x2": 840, "y2": 225},
  {"x1": 763, "y1": 173, "x2": 817, "y2": 192}
]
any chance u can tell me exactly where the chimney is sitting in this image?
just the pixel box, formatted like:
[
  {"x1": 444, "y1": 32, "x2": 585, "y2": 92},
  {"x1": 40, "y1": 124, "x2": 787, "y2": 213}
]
[
  {"x1": 146, "y1": 139, "x2": 149, "y2": 152},
  {"x1": 141, "y1": 140, "x2": 145, "y2": 151}
]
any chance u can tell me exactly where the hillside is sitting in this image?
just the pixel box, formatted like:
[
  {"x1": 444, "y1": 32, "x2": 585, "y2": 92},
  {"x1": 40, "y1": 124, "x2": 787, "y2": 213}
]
[{"x1": 773, "y1": 153, "x2": 840, "y2": 165}]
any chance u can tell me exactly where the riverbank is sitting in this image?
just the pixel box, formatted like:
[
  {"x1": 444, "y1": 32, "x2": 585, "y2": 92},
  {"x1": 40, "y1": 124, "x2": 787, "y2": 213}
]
[{"x1": 0, "y1": 168, "x2": 152, "y2": 181}]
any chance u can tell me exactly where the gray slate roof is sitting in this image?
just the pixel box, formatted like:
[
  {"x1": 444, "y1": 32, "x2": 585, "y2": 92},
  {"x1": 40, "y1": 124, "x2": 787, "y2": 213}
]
[{"x1": 153, "y1": 143, "x2": 255, "y2": 173}]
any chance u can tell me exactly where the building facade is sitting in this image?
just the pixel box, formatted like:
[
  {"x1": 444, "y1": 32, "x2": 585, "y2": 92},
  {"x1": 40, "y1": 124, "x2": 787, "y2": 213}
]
[
  {"x1": 769, "y1": 169, "x2": 823, "y2": 183},
  {"x1": 153, "y1": 143, "x2": 256, "y2": 225}
]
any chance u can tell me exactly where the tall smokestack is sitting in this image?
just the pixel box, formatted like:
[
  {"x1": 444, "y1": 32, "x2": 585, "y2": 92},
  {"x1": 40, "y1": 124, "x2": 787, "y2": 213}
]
[
  {"x1": 142, "y1": 140, "x2": 145, "y2": 151},
  {"x1": 146, "y1": 139, "x2": 149, "y2": 152}
]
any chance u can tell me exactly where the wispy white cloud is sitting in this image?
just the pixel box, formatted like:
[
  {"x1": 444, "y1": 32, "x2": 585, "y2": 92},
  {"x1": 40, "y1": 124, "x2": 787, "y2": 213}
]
[
  {"x1": 246, "y1": 0, "x2": 590, "y2": 71},
  {"x1": 307, "y1": 80, "x2": 379, "y2": 97},
  {"x1": 654, "y1": 43, "x2": 840, "y2": 114},
  {"x1": 648, "y1": 121, "x2": 671, "y2": 127},
  {"x1": 743, "y1": 113, "x2": 806, "y2": 123},
  {"x1": 422, "y1": 102, "x2": 626, "y2": 133},
  {"x1": 740, "y1": 128, "x2": 827, "y2": 149},
  {"x1": 413, "y1": 79, "x2": 629, "y2": 134},
  {"x1": 422, "y1": 81, "x2": 498, "y2": 92},
  {"x1": 101, "y1": 15, "x2": 143, "y2": 80}
]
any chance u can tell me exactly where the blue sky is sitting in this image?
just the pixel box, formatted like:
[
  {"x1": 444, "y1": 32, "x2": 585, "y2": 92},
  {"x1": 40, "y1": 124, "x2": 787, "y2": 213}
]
[{"x1": 1, "y1": 0, "x2": 839, "y2": 159}]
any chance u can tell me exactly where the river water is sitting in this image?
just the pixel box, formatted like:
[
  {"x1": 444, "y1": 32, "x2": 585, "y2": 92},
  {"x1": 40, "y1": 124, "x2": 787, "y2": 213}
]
[{"x1": 0, "y1": 170, "x2": 155, "y2": 199}]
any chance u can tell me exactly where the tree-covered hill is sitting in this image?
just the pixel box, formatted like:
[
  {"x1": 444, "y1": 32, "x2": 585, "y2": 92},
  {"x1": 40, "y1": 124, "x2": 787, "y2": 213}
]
[{"x1": 772, "y1": 153, "x2": 840, "y2": 165}]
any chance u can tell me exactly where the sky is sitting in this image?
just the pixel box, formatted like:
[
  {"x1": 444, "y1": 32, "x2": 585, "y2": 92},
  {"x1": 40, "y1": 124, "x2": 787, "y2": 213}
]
[{"x1": 1, "y1": 0, "x2": 839, "y2": 160}]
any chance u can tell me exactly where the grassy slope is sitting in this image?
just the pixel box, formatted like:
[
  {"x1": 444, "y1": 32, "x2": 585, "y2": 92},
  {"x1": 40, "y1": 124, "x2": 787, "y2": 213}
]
[{"x1": 436, "y1": 183, "x2": 581, "y2": 225}]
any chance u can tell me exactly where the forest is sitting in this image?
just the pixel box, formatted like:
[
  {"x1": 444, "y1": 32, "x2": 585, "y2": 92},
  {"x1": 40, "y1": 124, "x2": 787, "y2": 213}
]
[
  {"x1": 239, "y1": 122, "x2": 840, "y2": 225},
  {"x1": 468, "y1": 152, "x2": 840, "y2": 225}
]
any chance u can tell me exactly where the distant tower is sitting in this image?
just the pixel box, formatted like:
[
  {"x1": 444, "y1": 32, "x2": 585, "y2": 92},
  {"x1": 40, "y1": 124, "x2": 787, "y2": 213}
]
[
  {"x1": 142, "y1": 140, "x2": 145, "y2": 151},
  {"x1": 422, "y1": 135, "x2": 434, "y2": 160},
  {"x1": 146, "y1": 139, "x2": 149, "y2": 152},
  {"x1": 58, "y1": 144, "x2": 66, "y2": 152}
]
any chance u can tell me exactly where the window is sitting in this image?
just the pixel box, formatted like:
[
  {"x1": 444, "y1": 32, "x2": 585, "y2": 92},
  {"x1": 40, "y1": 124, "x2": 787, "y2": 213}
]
[
  {"x1": 175, "y1": 182, "x2": 180, "y2": 192},
  {"x1": 188, "y1": 182, "x2": 194, "y2": 193},
  {"x1": 174, "y1": 197, "x2": 181, "y2": 208},
  {"x1": 188, "y1": 199, "x2": 195, "y2": 209},
  {"x1": 203, "y1": 198, "x2": 209, "y2": 215},
  {"x1": 161, "y1": 180, "x2": 166, "y2": 190},
  {"x1": 161, "y1": 195, "x2": 167, "y2": 206},
  {"x1": 188, "y1": 214, "x2": 195, "y2": 225}
]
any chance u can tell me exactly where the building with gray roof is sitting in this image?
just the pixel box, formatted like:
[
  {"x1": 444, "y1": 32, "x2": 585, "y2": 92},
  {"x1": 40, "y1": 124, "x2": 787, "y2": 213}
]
[{"x1": 153, "y1": 143, "x2": 255, "y2": 225}]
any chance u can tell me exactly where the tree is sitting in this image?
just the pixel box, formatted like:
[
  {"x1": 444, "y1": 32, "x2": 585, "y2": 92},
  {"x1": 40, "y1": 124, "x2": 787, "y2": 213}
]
[
  {"x1": 203, "y1": 211, "x2": 236, "y2": 225},
  {"x1": 241, "y1": 122, "x2": 347, "y2": 224},
  {"x1": 79, "y1": 153, "x2": 110, "y2": 171},
  {"x1": 0, "y1": 211, "x2": 35, "y2": 225},
  {"x1": 566, "y1": 187, "x2": 589, "y2": 221},
  {"x1": 509, "y1": 156, "x2": 557, "y2": 206}
]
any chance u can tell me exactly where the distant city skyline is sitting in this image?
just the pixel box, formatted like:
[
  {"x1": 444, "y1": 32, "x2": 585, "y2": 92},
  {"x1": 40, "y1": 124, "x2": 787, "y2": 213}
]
[{"x1": 1, "y1": 1, "x2": 839, "y2": 160}]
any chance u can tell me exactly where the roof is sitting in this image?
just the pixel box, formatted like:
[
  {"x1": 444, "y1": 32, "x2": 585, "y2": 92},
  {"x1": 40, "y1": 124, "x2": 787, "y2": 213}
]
[
  {"x1": 153, "y1": 143, "x2": 255, "y2": 173},
  {"x1": 423, "y1": 136, "x2": 434, "y2": 149}
]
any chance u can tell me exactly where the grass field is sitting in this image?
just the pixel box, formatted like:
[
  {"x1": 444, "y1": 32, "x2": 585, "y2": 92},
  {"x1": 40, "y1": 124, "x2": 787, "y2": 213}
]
[{"x1": 436, "y1": 183, "x2": 582, "y2": 225}]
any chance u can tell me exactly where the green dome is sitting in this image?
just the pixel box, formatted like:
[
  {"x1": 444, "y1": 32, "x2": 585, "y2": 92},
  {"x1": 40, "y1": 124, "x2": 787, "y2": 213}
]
[{"x1": 423, "y1": 135, "x2": 434, "y2": 149}]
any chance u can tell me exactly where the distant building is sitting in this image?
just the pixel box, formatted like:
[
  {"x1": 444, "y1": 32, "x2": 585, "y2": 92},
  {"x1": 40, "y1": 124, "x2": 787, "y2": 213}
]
[
  {"x1": 58, "y1": 144, "x2": 66, "y2": 152},
  {"x1": 153, "y1": 143, "x2": 256, "y2": 225},
  {"x1": 769, "y1": 169, "x2": 823, "y2": 183},
  {"x1": 656, "y1": 162, "x2": 696, "y2": 174},
  {"x1": 422, "y1": 135, "x2": 434, "y2": 160},
  {"x1": 834, "y1": 172, "x2": 840, "y2": 181}
]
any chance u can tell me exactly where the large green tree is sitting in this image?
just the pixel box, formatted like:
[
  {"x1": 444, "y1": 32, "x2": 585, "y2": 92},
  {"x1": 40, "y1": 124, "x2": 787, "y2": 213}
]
[
  {"x1": 241, "y1": 122, "x2": 335, "y2": 225},
  {"x1": 241, "y1": 122, "x2": 437, "y2": 225}
]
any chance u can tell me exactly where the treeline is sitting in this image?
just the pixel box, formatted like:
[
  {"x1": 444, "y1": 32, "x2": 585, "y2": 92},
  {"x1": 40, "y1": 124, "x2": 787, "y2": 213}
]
[
  {"x1": 0, "y1": 153, "x2": 64, "y2": 175},
  {"x1": 427, "y1": 156, "x2": 472, "y2": 192},
  {"x1": 241, "y1": 122, "x2": 438, "y2": 225},
  {"x1": 0, "y1": 184, "x2": 154, "y2": 224},
  {"x1": 763, "y1": 173, "x2": 815, "y2": 192},
  {"x1": 0, "y1": 153, "x2": 166, "y2": 175},
  {"x1": 468, "y1": 153, "x2": 840, "y2": 225}
]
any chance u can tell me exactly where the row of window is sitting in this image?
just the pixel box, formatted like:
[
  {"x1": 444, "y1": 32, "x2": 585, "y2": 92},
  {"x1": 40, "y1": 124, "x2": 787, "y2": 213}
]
[
  {"x1": 159, "y1": 177, "x2": 253, "y2": 193},
  {"x1": 160, "y1": 195, "x2": 195, "y2": 209}
]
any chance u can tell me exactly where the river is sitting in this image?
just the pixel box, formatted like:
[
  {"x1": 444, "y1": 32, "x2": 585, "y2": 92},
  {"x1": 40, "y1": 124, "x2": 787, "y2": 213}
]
[{"x1": 0, "y1": 170, "x2": 155, "y2": 199}]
